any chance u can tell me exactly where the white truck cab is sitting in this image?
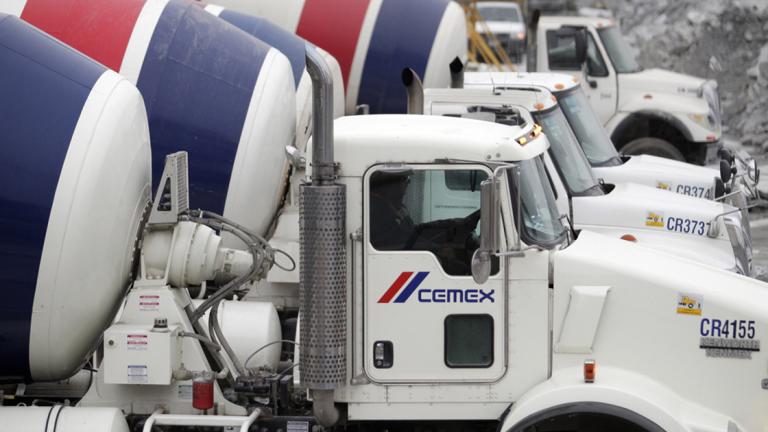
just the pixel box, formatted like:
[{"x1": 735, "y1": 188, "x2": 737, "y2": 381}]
[
  {"x1": 307, "y1": 114, "x2": 768, "y2": 431},
  {"x1": 419, "y1": 86, "x2": 752, "y2": 275},
  {"x1": 531, "y1": 16, "x2": 723, "y2": 166}
]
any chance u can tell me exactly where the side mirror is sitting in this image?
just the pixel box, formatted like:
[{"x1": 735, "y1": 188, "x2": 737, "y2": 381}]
[
  {"x1": 720, "y1": 159, "x2": 732, "y2": 183},
  {"x1": 471, "y1": 178, "x2": 499, "y2": 284}
]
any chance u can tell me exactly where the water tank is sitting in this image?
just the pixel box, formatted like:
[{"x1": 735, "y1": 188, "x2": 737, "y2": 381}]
[
  {"x1": 0, "y1": 407, "x2": 129, "y2": 432},
  {"x1": 204, "y1": 4, "x2": 345, "y2": 150},
  {"x1": 211, "y1": 0, "x2": 467, "y2": 114},
  {"x1": 194, "y1": 300, "x2": 283, "y2": 371},
  {"x1": 8, "y1": 0, "x2": 297, "y2": 237},
  {"x1": 0, "y1": 14, "x2": 151, "y2": 382}
]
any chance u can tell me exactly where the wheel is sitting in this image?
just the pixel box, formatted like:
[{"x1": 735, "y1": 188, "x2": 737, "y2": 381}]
[{"x1": 619, "y1": 137, "x2": 685, "y2": 161}]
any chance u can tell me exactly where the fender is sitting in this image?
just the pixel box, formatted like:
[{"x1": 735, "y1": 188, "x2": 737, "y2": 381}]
[
  {"x1": 608, "y1": 88, "x2": 716, "y2": 144},
  {"x1": 499, "y1": 366, "x2": 739, "y2": 432},
  {"x1": 608, "y1": 109, "x2": 696, "y2": 144}
]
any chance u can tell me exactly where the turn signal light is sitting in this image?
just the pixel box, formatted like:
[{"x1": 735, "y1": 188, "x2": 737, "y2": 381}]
[{"x1": 584, "y1": 359, "x2": 596, "y2": 383}]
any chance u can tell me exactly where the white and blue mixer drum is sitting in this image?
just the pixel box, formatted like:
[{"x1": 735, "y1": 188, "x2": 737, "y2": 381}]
[
  {"x1": 0, "y1": 14, "x2": 151, "y2": 383},
  {"x1": 6, "y1": 0, "x2": 297, "y2": 238},
  {"x1": 209, "y1": 0, "x2": 467, "y2": 114},
  {"x1": 204, "y1": 4, "x2": 344, "y2": 150}
]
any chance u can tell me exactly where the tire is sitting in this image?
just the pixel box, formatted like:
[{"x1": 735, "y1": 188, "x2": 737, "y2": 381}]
[{"x1": 619, "y1": 137, "x2": 685, "y2": 161}]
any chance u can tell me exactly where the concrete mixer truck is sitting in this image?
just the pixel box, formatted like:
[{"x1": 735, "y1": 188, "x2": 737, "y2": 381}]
[{"x1": 1, "y1": 8, "x2": 768, "y2": 432}]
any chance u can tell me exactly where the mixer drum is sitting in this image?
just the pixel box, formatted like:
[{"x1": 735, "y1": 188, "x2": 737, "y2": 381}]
[
  {"x1": 209, "y1": 0, "x2": 467, "y2": 114},
  {"x1": 7, "y1": 0, "x2": 297, "y2": 237},
  {"x1": 0, "y1": 14, "x2": 151, "y2": 382}
]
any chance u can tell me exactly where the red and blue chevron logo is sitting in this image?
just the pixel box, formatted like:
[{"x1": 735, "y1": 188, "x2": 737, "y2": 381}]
[{"x1": 378, "y1": 272, "x2": 430, "y2": 303}]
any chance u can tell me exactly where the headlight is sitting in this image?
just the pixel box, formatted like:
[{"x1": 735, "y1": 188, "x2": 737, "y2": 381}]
[
  {"x1": 687, "y1": 112, "x2": 716, "y2": 131},
  {"x1": 724, "y1": 214, "x2": 752, "y2": 276}
]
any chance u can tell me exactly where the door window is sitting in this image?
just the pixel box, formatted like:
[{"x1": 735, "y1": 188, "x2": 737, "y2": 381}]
[
  {"x1": 369, "y1": 168, "x2": 486, "y2": 276},
  {"x1": 546, "y1": 30, "x2": 581, "y2": 70},
  {"x1": 445, "y1": 314, "x2": 494, "y2": 368}
]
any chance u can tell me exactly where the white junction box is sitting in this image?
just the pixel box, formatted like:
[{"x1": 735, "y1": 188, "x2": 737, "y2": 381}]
[{"x1": 103, "y1": 324, "x2": 182, "y2": 385}]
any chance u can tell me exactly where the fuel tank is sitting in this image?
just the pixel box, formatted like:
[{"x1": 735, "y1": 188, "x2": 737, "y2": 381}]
[
  {"x1": 0, "y1": 14, "x2": 151, "y2": 382},
  {"x1": 6, "y1": 0, "x2": 297, "y2": 237},
  {"x1": 210, "y1": 0, "x2": 467, "y2": 114}
]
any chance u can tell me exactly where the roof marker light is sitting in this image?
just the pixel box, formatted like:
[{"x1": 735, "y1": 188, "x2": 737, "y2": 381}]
[
  {"x1": 554, "y1": 83, "x2": 565, "y2": 90},
  {"x1": 534, "y1": 102, "x2": 545, "y2": 110},
  {"x1": 620, "y1": 234, "x2": 637, "y2": 242}
]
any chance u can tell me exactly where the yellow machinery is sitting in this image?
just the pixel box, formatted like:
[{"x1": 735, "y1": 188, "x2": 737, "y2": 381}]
[{"x1": 461, "y1": 0, "x2": 518, "y2": 71}]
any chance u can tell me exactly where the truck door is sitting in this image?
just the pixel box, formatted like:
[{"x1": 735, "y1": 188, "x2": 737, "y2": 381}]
[
  {"x1": 363, "y1": 164, "x2": 506, "y2": 383},
  {"x1": 543, "y1": 26, "x2": 617, "y2": 124}
]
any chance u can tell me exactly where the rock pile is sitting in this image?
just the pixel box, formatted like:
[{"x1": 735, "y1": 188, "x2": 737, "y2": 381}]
[{"x1": 587, "y1": 0, "x2": 768, "y2": 148}]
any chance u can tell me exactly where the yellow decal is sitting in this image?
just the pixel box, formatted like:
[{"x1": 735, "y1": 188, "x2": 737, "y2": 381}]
[
  {"x1": 677, "y1": 293, "x2": 703, "y2": 315},
  {"x1": 656, "y1": 181, "x2": 670, "y2": 190},
  {"x1": 645, "y1": 212, "x2": 664, "y2": 228}
]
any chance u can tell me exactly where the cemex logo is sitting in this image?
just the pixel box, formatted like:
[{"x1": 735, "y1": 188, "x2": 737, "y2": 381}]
[{"x1": 378, "y1": 272, "x2": 495, "y2": 304}]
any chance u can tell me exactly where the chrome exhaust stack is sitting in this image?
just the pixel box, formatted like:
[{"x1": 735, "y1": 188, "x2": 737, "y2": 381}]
[
  {"x1": 300, "y1": 45, "x2": 346, "y2": 427},
  {"x1": 401, "y1": 67, "x2": 424, "y2": 114}
]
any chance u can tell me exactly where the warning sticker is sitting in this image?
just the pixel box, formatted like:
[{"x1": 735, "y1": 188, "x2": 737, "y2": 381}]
[
  {"x1": 677, "y1": 293, "x2": 703, "y2": 315},
  {"x1": 128, "y1": 365, "x2": 148, "y2": 384},
  {"x1": 139, "y1": 294, "x2": 160, "y2": 311},
  {"x1": 127, "y1": 334, "x2": 148, "y2": 351},
  {"x1": 178, "y1": 384, "x2": 193, "y2": 400},
  {"x1": 645, "y1": 211, "x2": 664, "y2": 228},
  {"x1": 656, "y1": 181, "x2": 671, "y2": 191}
]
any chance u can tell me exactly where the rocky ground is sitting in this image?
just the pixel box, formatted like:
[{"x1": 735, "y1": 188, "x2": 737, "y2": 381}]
[{"x1": 583, "y1": 0, "x2": 768, "y2": 149}]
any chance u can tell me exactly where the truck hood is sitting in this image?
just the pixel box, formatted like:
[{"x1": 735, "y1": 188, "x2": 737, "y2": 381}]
[
  {"x1": 572, "y1": 182, "x2": 731, "y2": 239},
  {"x1": 592, "y1": 154, "x2": 719, "y2": 199},
  {"x1": 552, "y1": 231, "x2": 768, "y2": 430},
  {"x1": 617, "y1": 68, "x2": 705, "y2": 97}
]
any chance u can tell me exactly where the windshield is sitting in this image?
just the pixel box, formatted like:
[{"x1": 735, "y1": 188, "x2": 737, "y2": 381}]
[
  {"x1": 478, "y1": 6, "x2": 521, "y2": 22},
  {"x1": 533, "y1": 108, "x2": 603, "y2": 196},
  {"x1": 557, "y1": 88, "x2": 621, "y2": 166},
  {"x1": 597, "y1": 26, "x2": 641, "y2": 73},
  {"x1": 511, "y1": 157, "x2": 566, "y2": 247}
]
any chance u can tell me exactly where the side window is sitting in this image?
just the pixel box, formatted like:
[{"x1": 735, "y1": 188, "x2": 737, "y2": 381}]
[
  {"x1": 586, "y1": 34, "x2": 609, "y2": 77},
  {"x1": 445, "y1": 314, "x2": 494, "y2": 368},
  {"x1": 369, "y1": 168, "x2": 487, "y2": 276},
  {"x1": 546, "y1": 30, "x2": 580, "y2": 70}
]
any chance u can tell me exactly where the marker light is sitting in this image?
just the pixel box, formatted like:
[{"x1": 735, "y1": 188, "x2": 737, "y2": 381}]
[
  {"x1": 643, "y1": 94, "x2": 653, "y2": 100},
  {"x1": 620, "y1": 234, "x2": 637, "y2": 242},
  {"x1": 554, "y1": 83, "x2": 565, "y2": 90},
  {"x1": 533, "y1": 102, "x2": 545, "y2": 110},
  {"x1": 584, "y1": 359, "x2": 596, "y2": 383},
  {"x1": 516, "y1": 124, "x2": 543, "y2": 146}
]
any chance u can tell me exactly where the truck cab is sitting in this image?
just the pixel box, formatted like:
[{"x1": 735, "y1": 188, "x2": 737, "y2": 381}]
[
  {"x1": 532, "y1": 16, "x2": 723, "y2": 166},
  {"x1": 420, "y1": 87, "x2": 752, "y2": 275},
  {"x1": 311, "y1": 114, "x2": 768, "y2": 431}
]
